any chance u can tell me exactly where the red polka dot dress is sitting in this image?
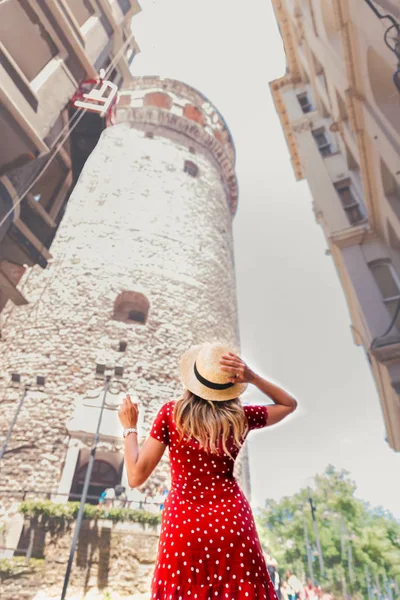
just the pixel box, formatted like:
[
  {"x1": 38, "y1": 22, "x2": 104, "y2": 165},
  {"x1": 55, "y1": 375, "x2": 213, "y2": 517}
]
[{"x1": 149, "y1": 400, "x2": 277, "y2": 600}]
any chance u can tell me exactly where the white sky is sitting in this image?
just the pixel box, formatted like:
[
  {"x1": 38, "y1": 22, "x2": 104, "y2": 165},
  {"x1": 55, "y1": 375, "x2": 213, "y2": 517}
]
[{"x1": 132, "y1": 0, "x2": 400, "y2": 517}]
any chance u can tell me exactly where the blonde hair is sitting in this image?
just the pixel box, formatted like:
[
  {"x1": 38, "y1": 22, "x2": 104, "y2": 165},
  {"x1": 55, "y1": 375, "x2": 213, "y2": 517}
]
[{"x1": 173, "y1": 390, "x2": 248, "y2": 459}]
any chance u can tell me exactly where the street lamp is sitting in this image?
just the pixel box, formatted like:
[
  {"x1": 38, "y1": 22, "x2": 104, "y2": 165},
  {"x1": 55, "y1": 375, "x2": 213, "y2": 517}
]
[
  {"x1": 303, "y1": 517, "x2": 315, "y2": 584},
  {"x1": 307, "y1": 488, "x2": 325, "y2": 578},
  {"x1": 0, "y1": 374, "x2": 45, "y2": 462},
  {"x1": 61, "y1": 364, "x2": 124, "y2": 600}
]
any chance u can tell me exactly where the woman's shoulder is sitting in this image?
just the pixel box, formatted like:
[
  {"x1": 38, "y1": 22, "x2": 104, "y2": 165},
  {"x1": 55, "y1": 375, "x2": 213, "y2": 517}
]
[
  {"x1": 243, "y1": 404, "x2": 269, "y2": 430},
  {"x1": 157, "y1": 399, "x2": 176, "y2": 414}
]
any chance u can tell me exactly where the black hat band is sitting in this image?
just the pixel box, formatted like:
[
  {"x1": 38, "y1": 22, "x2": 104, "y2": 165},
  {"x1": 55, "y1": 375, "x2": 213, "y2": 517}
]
[{"x1": 194, "y1": 361, "x2": 234, "y2": 390}]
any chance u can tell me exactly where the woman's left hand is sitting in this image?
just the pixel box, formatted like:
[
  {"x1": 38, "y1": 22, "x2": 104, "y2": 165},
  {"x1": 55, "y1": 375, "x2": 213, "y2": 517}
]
[
  {"x1": 219, "y1": 352, "x2": 256, "y2": 384},
  {"x1": 118, "y1": 395, "x2": 139, "y2": 429}
]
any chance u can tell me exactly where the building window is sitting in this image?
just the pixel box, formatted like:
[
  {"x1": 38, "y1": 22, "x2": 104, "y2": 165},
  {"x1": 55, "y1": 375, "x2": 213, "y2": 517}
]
[
  {"x1": 0, "y1": 0, "x2": 58, "y2": 82},
  {"x1": 336, "y1": 90, "x2": 349, "y2": 124},
  {"x1": 29, "y1": 156, "x2": 68, "y2": 211},
  {"x1": 387, "y1": 221, "x2": 400, "y2": 250},
  {"x1": 184, "y1": 160, "x2": 199, "y2": 177},
  {"x1": 297, "y1": 92, "x2": 313, "y2": 113},
  {"x1": 113, "y1": 291, "x2": 149, "y2": 325},
  {"x1": 370, "y1": 261, "x2": 400, "y2": 332},
  {"x1": 117, "y1": 0, "x2": 131, "y2": 15},
  {"x1": 381, "y1": 159, "x2": 400, "y2": 218},
  {"x1": 312, "y1": 128, "x2": 332, "y2": 157},
  {"x1": 68, "y1": 0, "x2": 94, "y2": 28},
  {"x1": 335, "y1": 182, "x2": 364, "y2": 225}
]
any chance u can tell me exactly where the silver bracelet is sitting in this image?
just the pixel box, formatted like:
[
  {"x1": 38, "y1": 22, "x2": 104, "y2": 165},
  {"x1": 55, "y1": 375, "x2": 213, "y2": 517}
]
[{"x1": 123, "y1": 427, "x2": 138, "y2": 438}]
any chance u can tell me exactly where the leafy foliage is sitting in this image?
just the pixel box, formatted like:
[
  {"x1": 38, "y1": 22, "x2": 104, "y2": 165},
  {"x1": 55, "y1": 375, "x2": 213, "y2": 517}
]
[
  {"x1": 0, "y1": 557, "x2": 44, "y2": 582},
  {"x1": 19, "y1": 499, "x2": 162, "y2": 530},
  {"x1": 256, "y1": 466, "x2": 400, "y2": 599}
]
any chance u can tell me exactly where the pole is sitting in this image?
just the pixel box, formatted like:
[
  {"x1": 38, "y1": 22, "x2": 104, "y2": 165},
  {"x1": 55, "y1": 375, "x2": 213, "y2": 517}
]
[
  {"x1": 347, "y1": 539, "x2": 354, "y2": 584},
  {"x1": 0, "y1": 385, "x2": 30, "y2": 461},
  {"x1": 303, "y1": 518, "x2": 314, "y2": 584},
  {"x1": 375, "y1": 573, "x2": 382, "y2": 600},
  {"x1": 308, "y1": 489, "x2": 325, "y2": 577},
  {"x1": 365, "y1": 567, "x2": 372, "y2": 600},
  {"x1": 60, "y1": 375, "x2": 111, "y2": 600}
]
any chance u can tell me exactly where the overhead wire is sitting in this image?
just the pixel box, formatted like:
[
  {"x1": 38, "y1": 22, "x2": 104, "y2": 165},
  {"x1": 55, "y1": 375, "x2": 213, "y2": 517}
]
[
  {"x1": 0, "y1": 31, "x2": 135, "y2": 232},
  {"x1": 363, "y1": 0, "x2": 400, "y2": 92}
]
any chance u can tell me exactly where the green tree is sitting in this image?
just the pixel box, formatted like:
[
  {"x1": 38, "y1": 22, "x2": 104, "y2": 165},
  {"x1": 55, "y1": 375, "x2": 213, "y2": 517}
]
[{"x1": 256, "y1": 466, "x2": 400, "y2": 600}]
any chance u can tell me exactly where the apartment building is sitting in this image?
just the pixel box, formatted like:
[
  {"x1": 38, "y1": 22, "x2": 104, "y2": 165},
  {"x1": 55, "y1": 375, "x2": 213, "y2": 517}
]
[
  {"x1": 0, "y1": 0, "x2": 140, "y2": 311},
  {"x1": 270, "y1": 0, "x2": 400, "y2": 450}
]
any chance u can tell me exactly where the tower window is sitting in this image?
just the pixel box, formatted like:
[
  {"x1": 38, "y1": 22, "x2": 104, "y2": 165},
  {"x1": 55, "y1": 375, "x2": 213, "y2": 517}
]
[
  {"x1": 113, "y1": 291, "x2": 150, "y2": 325},
  {"x1": 128, "y1": 309, "x2": 146, "y2": 323},
  {"x1": 184, "y1": 160, "x2": 199, "y2": 177},
  {"x1": 312, "y1": 128, "x2": 333, "y2": 157}
]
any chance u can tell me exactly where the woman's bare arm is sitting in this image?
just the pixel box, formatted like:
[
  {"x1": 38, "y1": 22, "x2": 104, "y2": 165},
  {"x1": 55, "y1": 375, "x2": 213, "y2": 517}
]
[
  {"x1": 124, "y1": 433, "x2": 166, "y2": 488},
  {"x1": 119, "y1": 395, "x2": 167, "y2": 488},
  {"x1": 220, "y1": 352, "x2": 297, "y2": 425},
  {"x1": 250, "y1": 374, "x2": 297, "y2": 425}
]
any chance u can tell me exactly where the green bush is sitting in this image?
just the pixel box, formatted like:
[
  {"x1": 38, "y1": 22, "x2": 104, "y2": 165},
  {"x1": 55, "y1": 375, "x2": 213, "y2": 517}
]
[
  {"x1": 0, "y1": 557, "x2": 44, "y2": 581},
  {"x1": 19, "y1": 500, "x2": 162, "y2": 528}
]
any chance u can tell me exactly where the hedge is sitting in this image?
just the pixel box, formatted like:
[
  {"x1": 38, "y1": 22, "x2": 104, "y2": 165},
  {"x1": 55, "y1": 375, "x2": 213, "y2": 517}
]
[{"x1": 19, "y1": 500, "x2": 162, "y2": 528}]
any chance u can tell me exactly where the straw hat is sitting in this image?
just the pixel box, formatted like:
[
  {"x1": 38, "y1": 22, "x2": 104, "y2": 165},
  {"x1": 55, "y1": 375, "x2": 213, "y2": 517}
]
[{"x1": 179, "y1": 342, "x2": 248, "y2": 401}]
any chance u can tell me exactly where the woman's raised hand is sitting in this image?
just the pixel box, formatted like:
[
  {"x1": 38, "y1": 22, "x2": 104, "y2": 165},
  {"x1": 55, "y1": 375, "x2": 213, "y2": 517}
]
[
  {"x1": 118, "y1": 394, "x2": 139, "y2": 429},
  {"x1": 219, "y1": 352, "x2": 256, "y2": 384}
]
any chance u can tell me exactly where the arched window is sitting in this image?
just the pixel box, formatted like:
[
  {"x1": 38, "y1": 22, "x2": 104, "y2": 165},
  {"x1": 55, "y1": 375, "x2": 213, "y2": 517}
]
[
  {"x1": 113, "y1": 291, "x2": 149, "y2": 324},
  {"x1": 369, "y1": 260, "x2": 400, "y2": 332},
  {"x1": 367, "y1": 48, "x2": 400, "y2": 135},
  {"x1": 69, "y1": 459, "x2": 120, "y2": 504},
  {"x1": 184, "y1": 160, "x2": 199, "y2": 177}
]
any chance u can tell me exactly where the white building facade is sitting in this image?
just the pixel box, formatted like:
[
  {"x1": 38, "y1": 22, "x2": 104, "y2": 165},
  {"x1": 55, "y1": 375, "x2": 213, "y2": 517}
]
[{"x1": 270, "y1": 0, "x2": 400, "y2": 451}]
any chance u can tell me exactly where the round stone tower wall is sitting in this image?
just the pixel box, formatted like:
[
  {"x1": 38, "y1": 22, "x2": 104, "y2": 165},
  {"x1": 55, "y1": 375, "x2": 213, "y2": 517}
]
[{"x1": 0, "y1": 78, "x2": 249, "y2": 513}]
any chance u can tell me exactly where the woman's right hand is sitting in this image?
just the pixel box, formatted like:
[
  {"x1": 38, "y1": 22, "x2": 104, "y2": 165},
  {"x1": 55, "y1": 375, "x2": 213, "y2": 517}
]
[
  {"x1": 118, "y1": 394, "x2": 139, "y2": 429},
  {"x1": 219, "y1": 352, "x2": 256, "y2": 384}
]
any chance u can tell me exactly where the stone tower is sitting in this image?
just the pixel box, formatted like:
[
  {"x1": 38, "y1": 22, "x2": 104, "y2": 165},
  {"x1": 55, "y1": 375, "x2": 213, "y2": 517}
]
[{"x1": 0, "y1": 77, "x2": 249, "y2": 518}]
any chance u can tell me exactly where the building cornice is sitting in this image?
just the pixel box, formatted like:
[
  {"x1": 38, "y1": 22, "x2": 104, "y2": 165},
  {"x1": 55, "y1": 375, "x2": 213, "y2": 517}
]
[
  {"x1": 270, "y1": 0, "x2": 302, "y2": 80},
  {"x1": 330, "y1": 223, "x2": 378, "y2": 248},
  {"x1": 270, "y1": 77, "x2": 304, "y2": 181},
  {"x1": 269, "y1": 0, "x2": 304, "y2": 181}
]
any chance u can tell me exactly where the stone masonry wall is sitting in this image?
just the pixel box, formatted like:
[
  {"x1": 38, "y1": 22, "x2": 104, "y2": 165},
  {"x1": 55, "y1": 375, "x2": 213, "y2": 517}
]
[
  {"x1": 0, "y1": 519, "x2": 159, "y2": 599},
  {"x1": 0, "y1": 118, "x2": 244, "y2": 512}
]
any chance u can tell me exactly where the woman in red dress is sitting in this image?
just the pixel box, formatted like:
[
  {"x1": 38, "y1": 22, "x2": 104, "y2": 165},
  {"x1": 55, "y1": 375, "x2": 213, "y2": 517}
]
[{"x1": 119, "y1": 342, "x2": 297, "y2": 600}]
